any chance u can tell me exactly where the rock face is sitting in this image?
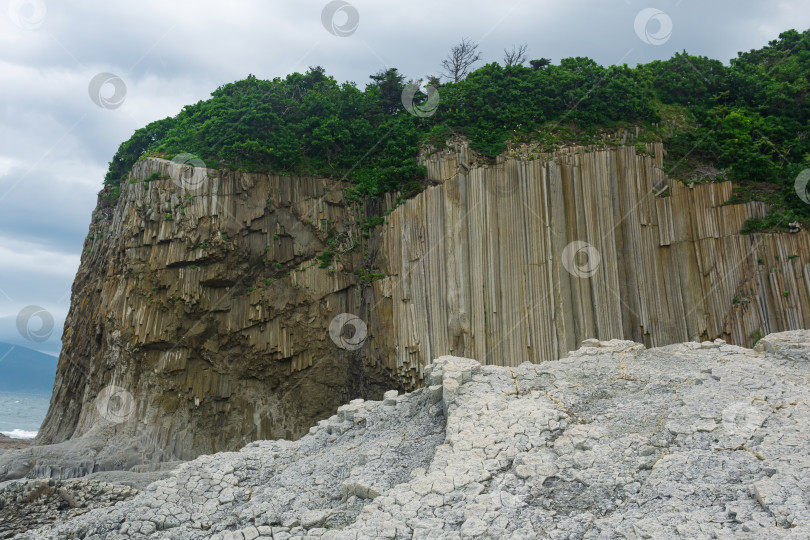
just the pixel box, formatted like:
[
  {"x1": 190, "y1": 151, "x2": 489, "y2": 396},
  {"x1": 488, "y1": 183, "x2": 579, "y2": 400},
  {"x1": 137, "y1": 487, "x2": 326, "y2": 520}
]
[
  {"x1": 11, "y1": 140, "x2": 810, "y2": 477},
  {"x1": 0, "y1": 478, "x2": 138, "y2": 538},
  {"x1": 372, "y1": 141, "x2": 810, "y2": 385},
  {"x1": 28, "y1": 158, "x2": 401, "y2": 472},
  {"x1": 13, "y1": 330, "x2": 810, "y2": 539}
]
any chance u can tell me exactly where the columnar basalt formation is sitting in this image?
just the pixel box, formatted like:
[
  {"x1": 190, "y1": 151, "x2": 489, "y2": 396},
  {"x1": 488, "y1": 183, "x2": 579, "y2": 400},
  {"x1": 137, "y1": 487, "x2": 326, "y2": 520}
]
[
  {"x1": 372, "y1": 142, "x2": 810, "y2": 386},
  {"x1": 32, "y1": 158, "x2": 401, "y2": 468},
  {"x1": 6, "y1": 140, "x2": 809, "y2": 478}
]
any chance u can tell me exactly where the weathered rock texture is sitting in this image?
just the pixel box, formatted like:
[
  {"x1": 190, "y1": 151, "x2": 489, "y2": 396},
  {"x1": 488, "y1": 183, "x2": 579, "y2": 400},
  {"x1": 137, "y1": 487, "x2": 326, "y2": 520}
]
[
  {"x1": 13, "y1": 330, "x2": 810, "y2": 539},
  {"x1": 372, "y1": 141, "x2": 810, "y2": 386},
  {"x1": 8, "y1": 140, "x2": 810, "y2": 478},
  {"x1": 28, "y1": 158, "x2": 401, "y2": 471},
  {"x1": 0, "y1": 478, "x2": 138, "y2": 538}
]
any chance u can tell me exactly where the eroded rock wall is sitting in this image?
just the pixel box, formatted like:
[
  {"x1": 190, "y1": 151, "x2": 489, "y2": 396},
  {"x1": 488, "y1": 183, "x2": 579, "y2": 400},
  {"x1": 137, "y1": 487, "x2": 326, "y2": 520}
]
[
  {"x1": 35, "y1": 158, "x2": 401, "y2": 465},
  {"x1": 372, "y1": 142, "x2": 810, "y2": 386},
  {"x1": 26, "y1": 140, "x2": 810, "y2": 474}
]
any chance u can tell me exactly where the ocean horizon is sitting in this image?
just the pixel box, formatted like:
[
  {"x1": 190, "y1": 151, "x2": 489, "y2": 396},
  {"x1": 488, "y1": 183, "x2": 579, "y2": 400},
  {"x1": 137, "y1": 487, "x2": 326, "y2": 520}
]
[{"x1": 0, "y1": 391, "x2": 51, "y2": 440}]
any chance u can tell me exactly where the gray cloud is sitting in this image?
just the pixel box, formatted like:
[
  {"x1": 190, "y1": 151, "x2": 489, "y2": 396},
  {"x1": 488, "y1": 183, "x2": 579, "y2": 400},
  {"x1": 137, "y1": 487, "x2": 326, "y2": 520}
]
[{"x1": 1, "y1": 0, "x2": 809, "y2": 355}]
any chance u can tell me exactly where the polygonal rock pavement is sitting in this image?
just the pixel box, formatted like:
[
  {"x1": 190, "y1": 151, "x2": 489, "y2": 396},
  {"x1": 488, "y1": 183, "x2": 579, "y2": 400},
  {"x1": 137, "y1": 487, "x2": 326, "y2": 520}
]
[{"x1": 10, "y1": 330, "x2": 810, "y2": 539}]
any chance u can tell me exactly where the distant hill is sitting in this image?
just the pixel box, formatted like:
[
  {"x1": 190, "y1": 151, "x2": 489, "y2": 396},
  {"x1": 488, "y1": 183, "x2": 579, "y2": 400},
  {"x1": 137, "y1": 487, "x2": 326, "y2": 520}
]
[{"x1": 0, "y1": 342, "x2": 58, "y2": 395}]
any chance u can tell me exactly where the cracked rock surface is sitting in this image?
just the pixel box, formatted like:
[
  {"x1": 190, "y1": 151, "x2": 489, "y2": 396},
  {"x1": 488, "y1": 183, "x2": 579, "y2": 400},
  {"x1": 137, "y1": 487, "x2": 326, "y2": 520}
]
[
  {"x1": 0, "y1": 478, "x2": 138, "y2": 538},
  {"x1": 13, "y1": 330, "x2": 810, "y2": 539}
]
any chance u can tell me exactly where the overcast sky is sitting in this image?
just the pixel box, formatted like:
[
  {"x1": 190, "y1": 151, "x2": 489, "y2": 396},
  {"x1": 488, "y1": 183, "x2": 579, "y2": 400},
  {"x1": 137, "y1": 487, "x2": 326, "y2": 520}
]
[{"x1": 1, "y1": 0, "x2": 809, "y2": 356}]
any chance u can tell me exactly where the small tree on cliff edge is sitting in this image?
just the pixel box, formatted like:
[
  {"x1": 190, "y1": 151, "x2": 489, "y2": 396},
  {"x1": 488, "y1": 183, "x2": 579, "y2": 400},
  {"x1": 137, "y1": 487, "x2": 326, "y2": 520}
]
[
  {"x1": 369, "y1": 67, "x2": 406, "y2": 115},
  {"x1": 530, "y1": 58, "x2": 551, "y2": 70},
  {"x1": 424, "y1": 75, "x2": 441, "y2": 87},
  {"x1": 503, "y1": 43, "x2": 528, "y2": 66},
  {"x1": 441, "y1": 38, "x2": 482, "y2": 82}
]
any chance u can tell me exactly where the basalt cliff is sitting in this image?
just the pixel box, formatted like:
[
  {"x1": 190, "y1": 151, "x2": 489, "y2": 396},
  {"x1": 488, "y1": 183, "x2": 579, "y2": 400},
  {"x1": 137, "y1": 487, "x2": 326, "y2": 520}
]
[{"x1": 2, "y1": 140, "x2": 809, "y2": 480}]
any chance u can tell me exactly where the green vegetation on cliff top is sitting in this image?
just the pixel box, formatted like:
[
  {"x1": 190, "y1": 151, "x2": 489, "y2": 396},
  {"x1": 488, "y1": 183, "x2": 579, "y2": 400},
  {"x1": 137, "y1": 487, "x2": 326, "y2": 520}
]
[{"x1": 106, "y1": 29, "x2": 810, "y2": 230}]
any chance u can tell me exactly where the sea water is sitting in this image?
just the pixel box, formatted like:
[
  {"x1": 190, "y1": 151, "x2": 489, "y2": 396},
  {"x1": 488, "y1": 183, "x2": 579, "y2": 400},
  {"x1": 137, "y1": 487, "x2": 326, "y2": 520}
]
[{"x1": 0, "y1": 391, "x2": 51, "y2": 439}]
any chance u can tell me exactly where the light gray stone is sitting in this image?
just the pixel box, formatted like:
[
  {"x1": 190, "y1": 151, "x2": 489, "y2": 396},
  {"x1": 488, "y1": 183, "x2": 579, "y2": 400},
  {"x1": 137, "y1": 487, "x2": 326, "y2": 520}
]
[{"x1": 7, "y1": 330, "x2": 810, "y2": 539}]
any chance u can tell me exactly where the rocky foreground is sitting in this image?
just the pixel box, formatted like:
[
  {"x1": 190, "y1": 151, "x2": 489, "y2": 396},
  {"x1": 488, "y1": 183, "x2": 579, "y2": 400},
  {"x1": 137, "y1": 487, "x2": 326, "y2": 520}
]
[
  {"x1": 3, "y1": 330, "x2": 810, "y2": 539},
  {"x1": 0, "y1": 435, "x2": 29, "y2": 452}
]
